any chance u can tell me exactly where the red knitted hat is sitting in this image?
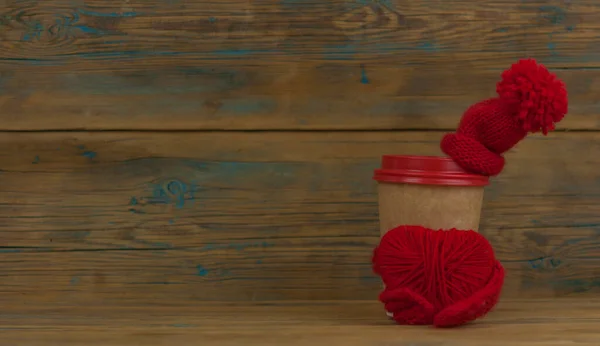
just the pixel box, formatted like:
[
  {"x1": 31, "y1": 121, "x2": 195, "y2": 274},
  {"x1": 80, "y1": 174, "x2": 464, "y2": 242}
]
[{"x1": 441, "y1": 59, "x2": 568, "y2": 176}]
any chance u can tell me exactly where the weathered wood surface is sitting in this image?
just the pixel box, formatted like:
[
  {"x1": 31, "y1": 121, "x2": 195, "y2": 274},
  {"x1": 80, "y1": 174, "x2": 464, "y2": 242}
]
[
  {"x1": 0, "y1": 132, "x2": 598, "y2": 303},
  {"x1": 1, "y1": 300, "x2": 600, "y2": 345},
  {"x1": 0, "y1": 0, "x2": 599, "y2": 130}
]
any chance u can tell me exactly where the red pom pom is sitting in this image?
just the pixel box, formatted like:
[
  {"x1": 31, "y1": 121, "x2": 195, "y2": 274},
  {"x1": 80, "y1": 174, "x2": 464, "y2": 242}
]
[{"x1": 496, "y1": 58, "x2": 568, "y2": 135}]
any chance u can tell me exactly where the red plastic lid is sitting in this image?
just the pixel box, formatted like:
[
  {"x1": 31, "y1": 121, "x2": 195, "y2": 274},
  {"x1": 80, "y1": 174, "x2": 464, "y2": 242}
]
[{"x1": 373, "y1": 155, "x2": 489, "y2": 186}]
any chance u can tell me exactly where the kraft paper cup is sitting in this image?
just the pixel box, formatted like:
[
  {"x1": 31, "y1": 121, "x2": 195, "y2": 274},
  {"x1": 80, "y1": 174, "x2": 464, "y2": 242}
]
[{"x1": 373, "y1": 155, "x2": 489, "y2": 236}]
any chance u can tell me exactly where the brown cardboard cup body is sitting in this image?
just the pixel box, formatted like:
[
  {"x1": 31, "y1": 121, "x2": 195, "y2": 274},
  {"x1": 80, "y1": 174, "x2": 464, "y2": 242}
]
[
  {"x1": 377, "y1": 182, "x2": 484, "y2": 237},
  {"x1": 374, "y1": 155, "x2": 488, "y2": 237}
]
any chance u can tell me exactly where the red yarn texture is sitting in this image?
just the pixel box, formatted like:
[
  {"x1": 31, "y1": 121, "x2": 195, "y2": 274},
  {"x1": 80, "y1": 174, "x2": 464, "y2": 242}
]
[
  {"x1": 441, "y1": 58, "x2": 568, "y2": 176},
  {"x1": 372, "y1": 225, "x2": 504, "y2": 328}
]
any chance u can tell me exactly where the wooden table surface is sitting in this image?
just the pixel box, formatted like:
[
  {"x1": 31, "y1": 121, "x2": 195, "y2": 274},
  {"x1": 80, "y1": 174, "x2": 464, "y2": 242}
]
[{"x1": 1, "y1": 299, "x2": 598, "y2": 346}]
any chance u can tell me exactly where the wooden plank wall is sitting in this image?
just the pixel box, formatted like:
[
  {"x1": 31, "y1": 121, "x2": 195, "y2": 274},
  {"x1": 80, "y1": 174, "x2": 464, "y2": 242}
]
[{"x1": 0, "y1": 0, "x2": 599, "y2": 305}]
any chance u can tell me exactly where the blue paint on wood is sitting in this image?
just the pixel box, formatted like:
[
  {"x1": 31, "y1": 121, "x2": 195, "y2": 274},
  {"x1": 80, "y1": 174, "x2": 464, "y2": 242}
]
[
  {"x1": 355, "y1": 0, "x2": 395, "y2": 7},
  {"x1": 550, "y1": 258, "x2": 562, "y2": 267},
  {"x1": 77, "y1": 145, "x2": 97, "y2": 160},
  {"x1": 196, "y1": 265, "x2": 208, "y2": 276},
  {"x1": 150, "y1": 179, "x2": 194, "y2": 209},
  {"x1": 528, "y1": 256, "x2": 562, "y2": 270},
  {"x1": 32, "y1": 156, "x2": 40, "y2": 164},
  {"x1": 0, "y1": 58, "x2": 58, "y2": 66},
  {"x1": 74, "y1": 25, "x2": 103, "y2": 35},
  {"x1": 82, "y1": 151, "x2": 97, "y2": 160},
  {"x1": 129, "y1": 197, "x2": 138, "y2": 206},
  {"x1": 212, "y1": 48, "x2": 273, "y2": 56},
  {"x1": 547, "y1": 33, "x2": 557, "y2": 56},
  {"x1": 572, "y1": 223, "x2": 600, "y2": 229},
  {"x1": 70, "y1": 276, "x2": 80, "y2": 285},
  {"x1": 61, "y1": 50, "x2": 186, "y2": 60},
  {"x1": 0, "y1": 248, "x2": 21, "y2": 253},
  {"x1": 527, "y1": 232, "x2": 600, "y2": 271},
  {"x1": 22, "y1": 20, "x2": 43, "y2": 41},
  {"x1": 416, "y1": 42, "x2": 441, "y2": 53},
  {"x1": 8, "y1": 40, "x2": 446, "y2": 63},
  {"x1": 21, "y1": 12, "x2": 107, "y2": 42},
  {"x1": 360, "y1": 65, "x2": 369, "y2": 84}
]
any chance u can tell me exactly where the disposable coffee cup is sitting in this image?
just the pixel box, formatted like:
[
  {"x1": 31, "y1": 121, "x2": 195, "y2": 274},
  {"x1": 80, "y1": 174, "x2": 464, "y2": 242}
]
[{"x1": 373, "y1": 155, "x2": 489, "y2": 236}]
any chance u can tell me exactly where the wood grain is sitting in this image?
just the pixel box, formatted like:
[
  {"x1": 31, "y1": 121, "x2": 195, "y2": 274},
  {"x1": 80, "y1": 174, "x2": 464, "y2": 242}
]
[
  {"x1": 0, "y1": 0, "x2": 594, "y2": 65},
  {"x1": 0, "y1": 131, "x2": 598, "y2": 303},
  {"x1": 0, "y1": 0, "x2": 599, "y2": 130},
  {"x1": 1, "y1": 300, "x2": 599, "y2": 345}
]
